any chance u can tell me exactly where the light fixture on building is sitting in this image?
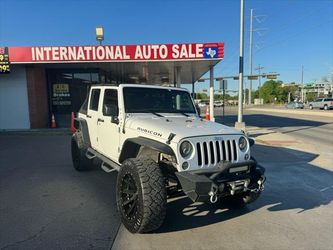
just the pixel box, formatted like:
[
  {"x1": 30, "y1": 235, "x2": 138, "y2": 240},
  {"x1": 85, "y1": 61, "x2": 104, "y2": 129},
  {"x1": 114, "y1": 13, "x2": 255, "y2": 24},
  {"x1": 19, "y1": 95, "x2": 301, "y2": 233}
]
[{"x1": 95, "y1": 27, "x2": 104, "y2": 45}]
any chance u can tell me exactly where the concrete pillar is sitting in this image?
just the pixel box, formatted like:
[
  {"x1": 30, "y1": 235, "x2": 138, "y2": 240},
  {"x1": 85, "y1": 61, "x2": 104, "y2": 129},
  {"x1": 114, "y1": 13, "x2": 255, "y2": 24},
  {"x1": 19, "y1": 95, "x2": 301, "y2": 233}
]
[
  {"x1": 209, "y1": 66, "x2": 215, "y2": 122},
  {"x1": 26, "y1": 66, "x2": 49, "y2": 128}
]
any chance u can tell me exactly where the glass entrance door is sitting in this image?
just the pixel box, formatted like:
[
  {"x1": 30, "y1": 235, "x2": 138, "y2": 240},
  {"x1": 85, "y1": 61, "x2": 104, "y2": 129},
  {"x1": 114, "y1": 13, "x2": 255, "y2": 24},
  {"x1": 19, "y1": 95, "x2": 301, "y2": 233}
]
[{"x1": 47, "y1": 69, "x2": 99, "y2": 128}]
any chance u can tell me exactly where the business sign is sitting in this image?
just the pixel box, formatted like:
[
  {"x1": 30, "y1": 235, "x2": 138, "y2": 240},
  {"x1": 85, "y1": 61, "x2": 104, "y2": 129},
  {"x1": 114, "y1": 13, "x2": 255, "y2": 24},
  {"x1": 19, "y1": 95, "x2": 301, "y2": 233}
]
[
  {"x1": 0, "y1": 47, "x2": 10, "y2": 73},
  {"x1": 8, "y1": 43, "x2": 224, "y2": 63},
  {"x1": 219, "y1": 80, "x2": 228, "y2": 90},
  {"x1": 52, "y1": 83, "x2": 71, "y2": 106}
]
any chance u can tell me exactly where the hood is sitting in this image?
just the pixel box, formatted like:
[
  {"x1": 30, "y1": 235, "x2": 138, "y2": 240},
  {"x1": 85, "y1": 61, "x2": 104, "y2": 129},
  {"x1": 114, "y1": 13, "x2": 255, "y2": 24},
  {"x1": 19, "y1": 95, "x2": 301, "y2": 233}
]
[{"x1": 124, "y1": 113, "x2": 242, "y2": 142}]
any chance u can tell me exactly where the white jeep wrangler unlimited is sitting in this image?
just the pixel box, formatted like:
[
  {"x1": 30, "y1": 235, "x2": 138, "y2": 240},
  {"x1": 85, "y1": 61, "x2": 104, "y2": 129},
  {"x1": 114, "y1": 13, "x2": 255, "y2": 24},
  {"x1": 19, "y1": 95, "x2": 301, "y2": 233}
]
[{"x1": 71, "y1": 84, "x2": 265, "y2": 233}]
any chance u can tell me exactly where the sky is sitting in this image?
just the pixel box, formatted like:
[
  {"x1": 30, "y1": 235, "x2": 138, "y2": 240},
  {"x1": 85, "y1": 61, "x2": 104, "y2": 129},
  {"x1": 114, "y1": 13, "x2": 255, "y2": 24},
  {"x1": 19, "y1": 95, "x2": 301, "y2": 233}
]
[{"x1": 0, "y1": 0, "x2": 332, "y2": 92}]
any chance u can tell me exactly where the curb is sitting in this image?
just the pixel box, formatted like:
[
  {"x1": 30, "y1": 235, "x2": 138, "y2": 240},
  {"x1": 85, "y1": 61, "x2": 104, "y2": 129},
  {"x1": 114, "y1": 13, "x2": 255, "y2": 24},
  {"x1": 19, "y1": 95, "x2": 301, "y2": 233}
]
[{"x1": 248, "y1": 108, "x2": 333, "y2": 118}]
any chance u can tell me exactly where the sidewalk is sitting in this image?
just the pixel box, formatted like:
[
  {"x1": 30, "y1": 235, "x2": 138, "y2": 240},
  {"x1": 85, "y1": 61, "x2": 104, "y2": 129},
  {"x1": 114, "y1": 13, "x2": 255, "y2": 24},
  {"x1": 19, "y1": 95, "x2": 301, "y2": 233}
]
[{"x1": 247, "y1": 126, "x2": 332, "y2": 169}]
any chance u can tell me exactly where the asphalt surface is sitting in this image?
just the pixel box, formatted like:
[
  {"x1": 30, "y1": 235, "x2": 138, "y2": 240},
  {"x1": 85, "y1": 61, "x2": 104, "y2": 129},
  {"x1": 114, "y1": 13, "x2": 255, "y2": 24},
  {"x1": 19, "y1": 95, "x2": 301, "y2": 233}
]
[
  {"x1": 0, "y1": 135, "x2": 120, "y2": 249},
  {"x1": 1, "y1": 108, "x2": 333, "y2": 250},
  {"x1": 215, "y1": 106, "x2": 333, "y2": 150}
]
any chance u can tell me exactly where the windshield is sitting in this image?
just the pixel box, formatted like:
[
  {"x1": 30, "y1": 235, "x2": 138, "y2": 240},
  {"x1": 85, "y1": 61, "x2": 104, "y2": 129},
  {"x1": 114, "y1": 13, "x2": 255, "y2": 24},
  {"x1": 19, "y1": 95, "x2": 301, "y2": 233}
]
[{"x1": 123, "y1": 87, "x2": 196, "y2": 114}]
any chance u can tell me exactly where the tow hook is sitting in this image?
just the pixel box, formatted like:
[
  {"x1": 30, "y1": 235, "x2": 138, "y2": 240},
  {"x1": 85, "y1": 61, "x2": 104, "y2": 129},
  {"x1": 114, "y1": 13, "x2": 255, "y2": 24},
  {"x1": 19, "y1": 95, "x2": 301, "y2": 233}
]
[
  {"x1": 248, "y1": 176, "x2": 266, "y2": 193},
  {"x1": 257, "y1": 176, "x2": 266, "y2": 192},
  {"x1": 208, "y1": 184, "x2": 218, "y2": 203}
]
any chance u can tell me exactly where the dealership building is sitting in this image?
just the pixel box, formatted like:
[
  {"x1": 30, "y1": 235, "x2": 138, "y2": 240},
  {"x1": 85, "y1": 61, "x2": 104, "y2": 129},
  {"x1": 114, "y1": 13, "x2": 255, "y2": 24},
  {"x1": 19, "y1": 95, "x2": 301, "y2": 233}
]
[{"x1": 0, "y1": 43, "x2": 224, "y2": 130}]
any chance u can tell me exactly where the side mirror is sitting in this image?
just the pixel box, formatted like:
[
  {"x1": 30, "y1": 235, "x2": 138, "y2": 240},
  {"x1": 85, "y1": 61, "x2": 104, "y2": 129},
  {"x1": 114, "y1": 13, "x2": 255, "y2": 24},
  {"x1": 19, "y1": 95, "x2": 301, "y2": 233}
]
[
  {"x1": 111, "y1": 116, "x2": 119, "y2": 125},
  {"x1": 103, "y1": 104, "x2": 119, "y2": 124},
  {"x1": 195, "y1": 104, "x2": 201, "y2": 116}
]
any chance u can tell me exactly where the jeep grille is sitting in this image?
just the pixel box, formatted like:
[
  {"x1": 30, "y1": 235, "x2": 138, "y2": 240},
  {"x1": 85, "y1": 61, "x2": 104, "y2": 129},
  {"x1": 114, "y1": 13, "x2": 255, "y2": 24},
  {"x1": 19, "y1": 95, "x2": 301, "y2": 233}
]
[{"x1": 196, "y1": 140, "x2": 238, "y2": 167}]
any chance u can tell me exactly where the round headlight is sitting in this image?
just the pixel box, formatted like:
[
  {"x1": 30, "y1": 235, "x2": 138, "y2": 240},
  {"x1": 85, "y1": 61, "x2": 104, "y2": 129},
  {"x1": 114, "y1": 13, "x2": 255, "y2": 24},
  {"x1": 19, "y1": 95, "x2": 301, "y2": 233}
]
[
  {"x1": 239, "y1": 136, "x2": 248, "y2": 151},
  {"x1": 180, "y1": 141, "x2": 193, "y2": 158}
]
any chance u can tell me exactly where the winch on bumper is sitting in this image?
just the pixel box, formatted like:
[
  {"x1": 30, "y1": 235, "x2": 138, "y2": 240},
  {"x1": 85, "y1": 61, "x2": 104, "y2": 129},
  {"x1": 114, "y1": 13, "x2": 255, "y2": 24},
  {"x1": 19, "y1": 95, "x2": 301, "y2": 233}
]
[{"x1": 175, "y1": 160, "x2": 266, "y2": 203}]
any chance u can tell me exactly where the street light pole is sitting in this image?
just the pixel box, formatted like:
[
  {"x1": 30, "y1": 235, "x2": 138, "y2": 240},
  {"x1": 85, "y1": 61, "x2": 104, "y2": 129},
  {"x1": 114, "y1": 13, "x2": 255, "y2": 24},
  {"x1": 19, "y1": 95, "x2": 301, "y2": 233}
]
[
  {"x1": 235, "y1": 0, "x2": 245, "y2": 130},
  {"x1": 210, "y1": 66, "x2": 215, "y2": 122},
  {"x1": 256, "y1": 64, "x2": 264, "y2": 104},
  {"x1": 248, "y1": 9, "x2": 253, "y2": 105}
]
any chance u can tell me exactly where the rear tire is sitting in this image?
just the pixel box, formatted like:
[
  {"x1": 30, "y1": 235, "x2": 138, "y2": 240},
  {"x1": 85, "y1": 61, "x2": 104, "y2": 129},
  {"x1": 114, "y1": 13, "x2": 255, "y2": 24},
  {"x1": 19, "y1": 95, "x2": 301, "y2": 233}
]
[
  {"x1": 71, "y1": 132, "x2": 93, "y2": 171},
  {"x1": 117, "y1": 158, "x2": 166, "y2": 233}
]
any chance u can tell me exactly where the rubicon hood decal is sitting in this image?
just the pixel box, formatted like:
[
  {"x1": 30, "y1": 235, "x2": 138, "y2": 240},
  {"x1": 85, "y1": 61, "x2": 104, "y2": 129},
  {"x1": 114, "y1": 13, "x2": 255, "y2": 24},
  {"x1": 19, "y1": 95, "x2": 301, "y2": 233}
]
[
  {"x1": 137, "y1": 127, "x2": 163, "y2": 137},
  {"x1": 126, "y1": 114, "x2": 241, "y2": 143}
]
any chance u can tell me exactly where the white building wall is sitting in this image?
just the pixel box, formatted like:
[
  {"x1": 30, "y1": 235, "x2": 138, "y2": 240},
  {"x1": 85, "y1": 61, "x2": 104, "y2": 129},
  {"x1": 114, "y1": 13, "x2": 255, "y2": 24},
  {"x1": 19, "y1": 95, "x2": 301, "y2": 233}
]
[{"x1": 0, "y1": 65, "x2": 30, "y2": 129}]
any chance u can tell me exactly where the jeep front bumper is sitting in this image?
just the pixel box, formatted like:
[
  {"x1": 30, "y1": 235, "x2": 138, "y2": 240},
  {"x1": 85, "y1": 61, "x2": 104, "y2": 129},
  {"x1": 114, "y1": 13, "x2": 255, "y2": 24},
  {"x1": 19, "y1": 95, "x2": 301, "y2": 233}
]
[{"x1": 175, "y1": 160, "x2": 265, "y2": 203}]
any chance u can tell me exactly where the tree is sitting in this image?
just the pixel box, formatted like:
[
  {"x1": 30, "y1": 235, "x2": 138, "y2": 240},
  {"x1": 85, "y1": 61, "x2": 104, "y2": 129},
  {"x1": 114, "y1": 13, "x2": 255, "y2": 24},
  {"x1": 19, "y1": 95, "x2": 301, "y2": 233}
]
[
  {"x1": 196, "y1": 93, "x2": 208, "y2": 99},
  {"x1": 259, "y1": 80, "x2": 280, "y2": 103},
  {"x1": 306, "y1": 92, "x2": 317, "y2": 102}
]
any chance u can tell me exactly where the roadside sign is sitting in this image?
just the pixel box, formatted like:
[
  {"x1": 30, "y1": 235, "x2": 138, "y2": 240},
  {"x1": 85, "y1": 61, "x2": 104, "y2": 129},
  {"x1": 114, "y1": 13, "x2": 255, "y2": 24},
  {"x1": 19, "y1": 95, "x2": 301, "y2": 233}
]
[
  {"x1": 248, "y1": 75, "x2": 258, "y2": 80},
  {"x1": 219, "y1": 80, "x2": 228, "y2": 90},
  {"x1": 266, "y1": 74, "x2": 277, "y2": 79},
  {"x1": 0, "y1": 47, "x2": 10, "y2": 74}
]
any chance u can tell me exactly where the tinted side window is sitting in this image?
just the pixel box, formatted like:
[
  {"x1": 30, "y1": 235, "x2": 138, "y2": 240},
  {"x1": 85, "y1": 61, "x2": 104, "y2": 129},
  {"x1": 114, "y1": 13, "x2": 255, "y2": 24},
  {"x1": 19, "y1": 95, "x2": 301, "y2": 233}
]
[
  {"x1": 103, "y1": 89, "x2": 118, "y2": 116},
  {"x1": 89, "y1": 89, "x2": 100, "y2": 111}
]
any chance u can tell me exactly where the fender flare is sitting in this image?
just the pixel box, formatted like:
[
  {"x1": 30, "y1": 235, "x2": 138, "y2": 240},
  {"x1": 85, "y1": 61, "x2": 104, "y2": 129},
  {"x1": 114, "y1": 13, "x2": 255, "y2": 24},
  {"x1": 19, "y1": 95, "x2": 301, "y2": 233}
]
[
  {"x1": 73, "y1": 118, "x2": 91, "y2": 147},
  {"x1": 119, "y1": 137, "x2": 177, "y2": 163}
]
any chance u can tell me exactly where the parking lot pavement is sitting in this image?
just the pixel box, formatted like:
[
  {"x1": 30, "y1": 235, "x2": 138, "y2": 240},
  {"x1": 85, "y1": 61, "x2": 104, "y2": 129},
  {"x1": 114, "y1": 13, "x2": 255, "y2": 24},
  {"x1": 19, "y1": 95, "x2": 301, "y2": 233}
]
[
  {"x1": 112, "y1": 143, "x2": 333, "y2": 250},
  {"x1": 1, "y1": 130, "x2": 333, "y2": 250},
  {"x1": 0, "y1": 135, "x2": 120, "y2": 249}
]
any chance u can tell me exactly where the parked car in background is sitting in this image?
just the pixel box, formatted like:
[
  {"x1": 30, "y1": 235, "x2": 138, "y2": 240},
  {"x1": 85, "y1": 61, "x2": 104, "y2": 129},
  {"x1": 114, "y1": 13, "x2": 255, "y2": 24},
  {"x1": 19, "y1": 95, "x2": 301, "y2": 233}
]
[
  {"x1": 309, "y1": 98, "x2": 333, "y2": 110},
  {"x1": 214, "y1": 101, "x2": 224, "y2": 107},
  {"x1": 198, "y1": 100, "x2": 209, "y2": 107},
  {"x1": 286, "y1": 101, "x2": 304, "y2": 109}
]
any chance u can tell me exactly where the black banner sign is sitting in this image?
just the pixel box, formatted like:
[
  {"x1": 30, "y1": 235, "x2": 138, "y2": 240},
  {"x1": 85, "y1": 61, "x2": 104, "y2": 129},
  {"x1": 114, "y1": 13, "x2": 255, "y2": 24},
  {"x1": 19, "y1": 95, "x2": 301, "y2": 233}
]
[{"x1": 0, "y1": 47, "x2": 10, "y2": 74}]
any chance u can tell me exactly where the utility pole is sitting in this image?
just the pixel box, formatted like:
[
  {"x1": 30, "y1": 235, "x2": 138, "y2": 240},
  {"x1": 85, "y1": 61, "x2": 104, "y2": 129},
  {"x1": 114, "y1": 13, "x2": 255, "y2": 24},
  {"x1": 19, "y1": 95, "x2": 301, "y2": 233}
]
[
  {"x1": 301, "y1": 65, "x2": 304, "y2": 102},
  {"x1": 256, "y1": 64, "x2": 264, "y2": 104},
  {"x1": 331, "y1": 70, "x2": 333, "y2": 98},
  {"x1": 248, "y1": 9, "x2": 253, "y2": 105},
  {"x1": 301, "y1": 65, "x2": 304, "y2": 85},
  {"x1": 236, "y1": 0, "x2": 245, "y2": 130}
]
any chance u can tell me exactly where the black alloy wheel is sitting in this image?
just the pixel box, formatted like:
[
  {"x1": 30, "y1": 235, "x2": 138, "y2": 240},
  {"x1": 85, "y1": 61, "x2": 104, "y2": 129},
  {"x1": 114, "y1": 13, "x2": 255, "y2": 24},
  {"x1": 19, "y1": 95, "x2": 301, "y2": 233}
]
[{"x1": 116, "y1": 158, "x2": 166, "y2": 233}]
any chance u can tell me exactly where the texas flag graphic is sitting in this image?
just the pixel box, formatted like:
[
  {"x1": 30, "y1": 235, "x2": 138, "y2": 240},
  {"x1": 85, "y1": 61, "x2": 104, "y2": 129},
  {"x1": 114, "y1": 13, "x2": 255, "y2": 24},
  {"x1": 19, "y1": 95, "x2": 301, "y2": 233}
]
[
  {"x1": 202, "y1": 43, "x2": 224, "y2": 59},
  {"x1": 203, "y1": 47, "x2": 218, "y2": 58}
]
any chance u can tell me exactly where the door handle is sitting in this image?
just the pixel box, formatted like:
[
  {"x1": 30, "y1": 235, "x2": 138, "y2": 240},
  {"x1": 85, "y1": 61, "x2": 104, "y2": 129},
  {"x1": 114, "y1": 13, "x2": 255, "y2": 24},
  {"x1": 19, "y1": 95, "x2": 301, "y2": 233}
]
[
  {"x1": 98, "y1": 118, "x2": 104, "y2": 122},
  {"x1": 87, "y1": 115, "x2": 92, "y2": 118}
]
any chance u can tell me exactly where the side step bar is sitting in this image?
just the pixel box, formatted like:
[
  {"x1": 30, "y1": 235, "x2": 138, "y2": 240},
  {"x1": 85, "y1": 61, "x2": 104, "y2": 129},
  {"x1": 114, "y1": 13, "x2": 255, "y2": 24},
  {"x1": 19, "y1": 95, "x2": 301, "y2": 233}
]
[{"x1": 86, "y1": 148, "x2": 120, "y2": 172}]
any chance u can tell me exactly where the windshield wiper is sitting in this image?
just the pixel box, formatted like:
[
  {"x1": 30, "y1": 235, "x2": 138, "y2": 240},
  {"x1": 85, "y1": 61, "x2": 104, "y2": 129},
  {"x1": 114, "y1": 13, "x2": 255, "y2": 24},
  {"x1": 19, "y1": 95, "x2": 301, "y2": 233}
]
[
  {"x1": 178, "y1": 112, "x2": 189, "y2": 117},
  {"x1": 150, "y1": 111, "x2": 164, "y2": 117}
]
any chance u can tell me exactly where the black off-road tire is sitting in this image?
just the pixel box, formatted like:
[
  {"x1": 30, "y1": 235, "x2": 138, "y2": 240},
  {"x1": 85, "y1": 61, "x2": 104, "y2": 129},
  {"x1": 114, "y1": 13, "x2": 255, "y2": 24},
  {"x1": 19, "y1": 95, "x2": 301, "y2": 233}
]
[
  {"x1": 116, "y1": 158, "x2": 167, "y2": 233},
  {"x1": 71, "y1": 131, "x2": 93, "y2": 171},
  {"x1": 221, "y1": 191, "x2": 261, "y2": 207}
]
